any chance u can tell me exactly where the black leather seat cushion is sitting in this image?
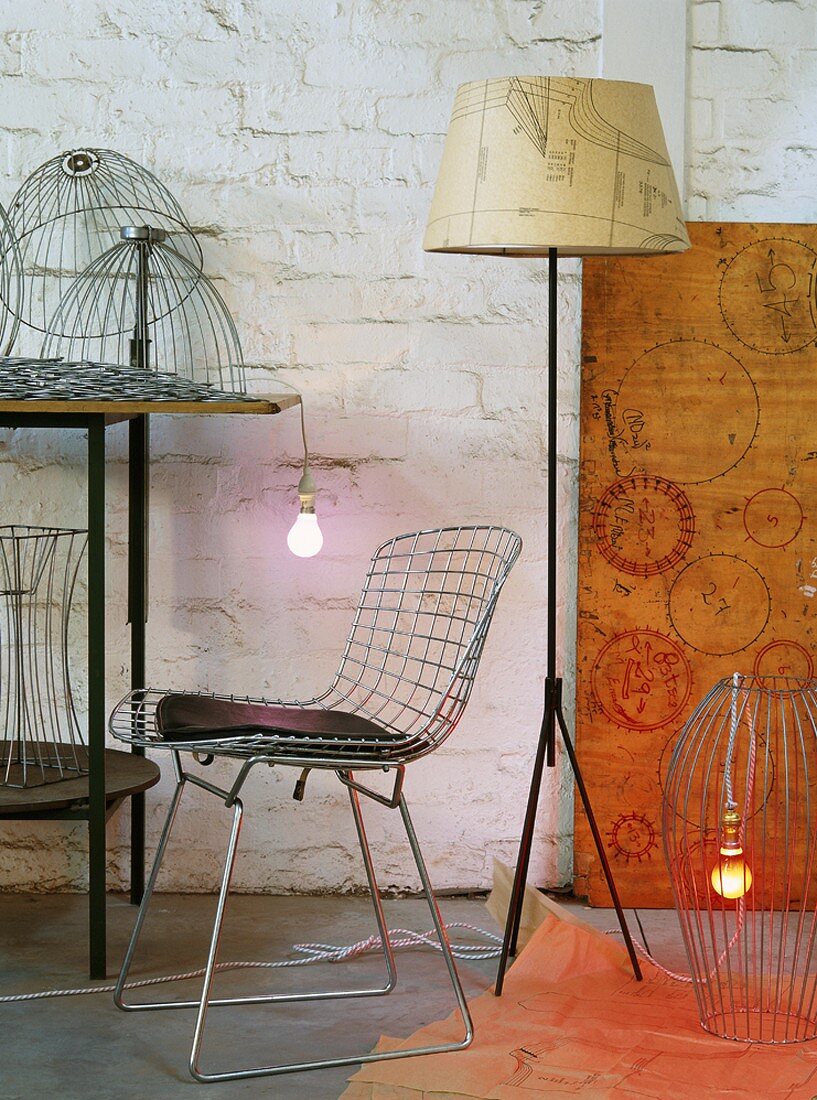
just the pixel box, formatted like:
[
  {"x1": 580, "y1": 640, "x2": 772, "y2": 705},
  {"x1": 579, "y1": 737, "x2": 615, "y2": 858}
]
[{"x1": 155, "y1": 694, "x2": 400, "y2": 745}]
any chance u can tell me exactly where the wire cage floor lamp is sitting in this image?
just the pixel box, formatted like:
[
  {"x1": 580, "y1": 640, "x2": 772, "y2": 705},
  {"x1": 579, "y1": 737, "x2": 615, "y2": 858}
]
[
  {"x1": 664, "y1": 674, "x2": 817, "y2": 1044},
  {"x1": 424, "y1": 76, "x2": 692, "y2": 992}
]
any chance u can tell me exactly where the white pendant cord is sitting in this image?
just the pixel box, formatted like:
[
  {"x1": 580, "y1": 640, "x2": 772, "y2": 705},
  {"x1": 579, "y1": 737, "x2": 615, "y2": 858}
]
[
  {"x1": 603, "y1": 926, "x2": 696, "y2": 983},
  {"x1": 268, "y1": 376, "x2": 310, "y2": 475},
  {"x1": 0, "y1": 922, "x2": 503, "y2": 1004},
  {"x1": 3, "y1": 910, "x2": 754, "y2": 1000}
]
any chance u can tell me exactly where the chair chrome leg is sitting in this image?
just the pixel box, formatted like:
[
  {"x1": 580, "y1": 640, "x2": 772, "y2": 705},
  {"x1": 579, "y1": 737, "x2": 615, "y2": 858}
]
[
  {"x1": 398, "y1": 794, "x2": 474, "y2": 1051},
  {"x1": 347, "y1": 782, "x2": 397, "y2": 995},
  {"x1": 187, "y1": 793, "x2": 473, "y2": 1082},
  {"x1": 115, "y1": 775, "x2": 187, "y2": 1010},
  {"x1": 189, "y1": 796, "x2": 244, "y2": 1082}
]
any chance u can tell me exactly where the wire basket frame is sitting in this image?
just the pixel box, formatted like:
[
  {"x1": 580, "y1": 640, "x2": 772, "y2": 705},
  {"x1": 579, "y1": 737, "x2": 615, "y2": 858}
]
[
  {"x1": 0, "y1": 526, "x2": 88, "y2": 788},
  {"x1": 5, "y1": 147, "x2": 202, "y2": 336},
  {"x1": 663, "y1": 674, "x2": 817, "y2": 1044},
  {"x1": 40, "y1": 226, "x2": 245, "y2": 391}
]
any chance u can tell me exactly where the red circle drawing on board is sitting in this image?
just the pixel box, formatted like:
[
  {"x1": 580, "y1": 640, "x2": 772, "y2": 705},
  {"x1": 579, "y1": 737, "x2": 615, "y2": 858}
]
[
  {"x1": 606, "y1": 811, "x2": 657, "y2": 863},
  {"x1": 593, "y1": 474, "x2": 696, "y2": 577},
  {"x1": 591, "y1": 629, "x2": 692, "y2": 731},
  {"x1": 668, "y1": 554, "x2": 771, "y2": 656},
  {"x1": 743, "y1": 487, "x2": 804, "y2": 548},
  {"x1": 753, "y1": 640, "x2": 814, "y2": 680}
]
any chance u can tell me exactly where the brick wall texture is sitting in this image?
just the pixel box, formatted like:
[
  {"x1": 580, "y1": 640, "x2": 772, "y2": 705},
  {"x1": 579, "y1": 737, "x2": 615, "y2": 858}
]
[{"x1": 0, "y1": 0, "x2": 812, "y2": 896}]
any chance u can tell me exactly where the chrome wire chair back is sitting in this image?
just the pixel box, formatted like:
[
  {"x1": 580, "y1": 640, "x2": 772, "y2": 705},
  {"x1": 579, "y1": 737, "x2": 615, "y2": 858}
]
[
  {"x1": 326, "y1": 524, "x2": 521, "y2": 753},
  {"x1": 109, "y1": 525, "x2": 521, "y2": 1083}
]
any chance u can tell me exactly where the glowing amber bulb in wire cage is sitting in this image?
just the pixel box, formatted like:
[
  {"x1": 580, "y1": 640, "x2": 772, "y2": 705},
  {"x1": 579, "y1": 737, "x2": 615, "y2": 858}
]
[
  {"x1": 663, "y1": 674, "x2": 817, "y2": 1044},
  {"x1": 710, "y1": 806, "x2": 752, "y2": 900}
]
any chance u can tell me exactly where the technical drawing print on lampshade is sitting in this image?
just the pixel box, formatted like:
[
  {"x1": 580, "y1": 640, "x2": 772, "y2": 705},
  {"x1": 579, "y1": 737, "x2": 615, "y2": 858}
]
[{"x1": 424, "y1": 76, "x2": 690, "y2": 257}]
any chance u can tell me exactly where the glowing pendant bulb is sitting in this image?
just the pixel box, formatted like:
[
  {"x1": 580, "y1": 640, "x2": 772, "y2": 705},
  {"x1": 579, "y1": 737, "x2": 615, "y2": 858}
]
[
  {"x1": 288, "y1": 512, "x2": 323, "y2": 557},
  {"x1": 288, "y1": 467, "x2": 323, "y2": 558},
  {"x1": 710, "y1": 807, "x2": 752, "y2": 899}
]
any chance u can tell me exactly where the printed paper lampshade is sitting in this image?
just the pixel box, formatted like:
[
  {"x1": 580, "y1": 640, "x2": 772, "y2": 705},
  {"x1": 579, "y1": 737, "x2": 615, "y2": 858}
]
[{"x1": 424, "y1": 76, "x2": 690, "y2": 257}]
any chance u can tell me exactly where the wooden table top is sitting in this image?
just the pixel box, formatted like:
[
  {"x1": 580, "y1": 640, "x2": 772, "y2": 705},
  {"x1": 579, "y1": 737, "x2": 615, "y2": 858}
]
[
  {"x1": 0, "y1": 746, "x2": 161, "y2": 815},
  {"x1": 0, "y1": 393, "x2": 300, "y2": 415},
  {"x1": 0, "y1": 359, "x2": 301, "y2": 416}
]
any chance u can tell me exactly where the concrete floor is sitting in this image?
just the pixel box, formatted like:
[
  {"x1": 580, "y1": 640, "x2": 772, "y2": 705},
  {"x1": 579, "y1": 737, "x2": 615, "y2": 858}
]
[{"x1": 0, "y1": 893, "x2": 688, "y2": 1099}]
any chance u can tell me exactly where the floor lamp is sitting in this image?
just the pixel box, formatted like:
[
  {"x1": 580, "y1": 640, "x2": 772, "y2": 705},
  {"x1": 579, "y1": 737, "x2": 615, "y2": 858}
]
[{"x1": 423, "y1": 77, "x2": 691, "y2": 993}]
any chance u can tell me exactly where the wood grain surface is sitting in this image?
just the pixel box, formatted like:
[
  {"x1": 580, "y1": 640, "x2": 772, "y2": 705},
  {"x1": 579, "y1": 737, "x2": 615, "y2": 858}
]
[
  {"x1": 0, "y1": 745, "x2": 160, "y2": 815},
  {"x1": 576, "y1": 222, "x2": 817, "y2": 906},
  {"x1": 0, "y1": 393, "x2": 300, "y2": 415}
]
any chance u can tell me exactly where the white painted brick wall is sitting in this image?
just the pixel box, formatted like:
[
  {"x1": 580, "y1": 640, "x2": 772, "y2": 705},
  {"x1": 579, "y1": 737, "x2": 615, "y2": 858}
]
[
  {"x1": 0, "y1": 0, "x2": 598, "y2": 896},
  {"x1": 1, "y1": 1, "x2": 813, "y2": 901},
  {"x1": 688, "y1": 0, "x2": 817, "y2": 224}
]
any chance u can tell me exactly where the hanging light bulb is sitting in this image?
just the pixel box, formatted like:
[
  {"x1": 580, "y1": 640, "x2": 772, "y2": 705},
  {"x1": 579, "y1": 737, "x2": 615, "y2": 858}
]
[
  {"x1": 710, "y1": 806, "x2": 753, "y2": 899},
  {"x1": 287, "y1": 466, "x2": 323, "y2": 558}
]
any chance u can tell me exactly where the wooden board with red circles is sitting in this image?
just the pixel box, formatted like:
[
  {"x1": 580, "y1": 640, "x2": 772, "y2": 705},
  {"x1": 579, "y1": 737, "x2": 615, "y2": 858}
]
[{"x1": 577, "y1": 223, "x2": 817, "y2": 906}]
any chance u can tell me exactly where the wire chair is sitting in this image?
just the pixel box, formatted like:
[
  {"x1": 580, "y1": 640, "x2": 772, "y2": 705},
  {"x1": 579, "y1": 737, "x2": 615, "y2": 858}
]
[
  {"x1": 109, "y1": 525, "x2": 521, "y2": 1083},
  {"x1": 5, "y1": 147, "x2": 201, "y2": 337}
]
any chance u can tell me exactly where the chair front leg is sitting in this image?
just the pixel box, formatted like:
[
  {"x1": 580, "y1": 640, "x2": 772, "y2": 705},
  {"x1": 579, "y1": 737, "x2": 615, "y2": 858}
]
[
  {"x1": 116, "y1": 764, "x2": 249, "y2": 1013},
  {"x1": 348, "y1": 781, "x2": 397, "y2": 995},
  {"x1": 398, "y1": 794, "x2": 474, "y2": 1052},
  {"x1": 115, "y1": 773, "x2": 188, "y2": 1011},
  {"x1": 189, "y1": 796, "x2": 244, "y2": 1082}
]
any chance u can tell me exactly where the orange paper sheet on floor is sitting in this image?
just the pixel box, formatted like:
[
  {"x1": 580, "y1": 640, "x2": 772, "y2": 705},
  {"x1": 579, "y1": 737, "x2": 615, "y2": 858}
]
[{"x1": 342, "y1": 915, "x2": 817, "y2": 1099}]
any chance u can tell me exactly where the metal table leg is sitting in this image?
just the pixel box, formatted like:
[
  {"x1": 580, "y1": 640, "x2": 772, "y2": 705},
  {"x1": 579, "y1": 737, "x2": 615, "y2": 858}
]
[
  {"x1": 87, "y1": 417, "x2": 107, "y2": 979},
  {"x1": 128, "y1": 413, "x2": 148, "y2": 904}
]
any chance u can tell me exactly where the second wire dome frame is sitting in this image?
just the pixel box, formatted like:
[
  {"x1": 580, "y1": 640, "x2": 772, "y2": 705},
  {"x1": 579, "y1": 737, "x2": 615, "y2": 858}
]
[{"x1": 41, "y1": 224, "x2": 246, "y2": 392}]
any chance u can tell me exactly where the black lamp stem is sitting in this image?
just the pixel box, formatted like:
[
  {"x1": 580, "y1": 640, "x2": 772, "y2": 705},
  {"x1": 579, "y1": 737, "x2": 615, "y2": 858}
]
[
  {"x1": 494, "y1": 247, "x2": 643, "y2": 995},
  {"x1": 546, "y1": 247, "x2": 558, "y2": 692}
]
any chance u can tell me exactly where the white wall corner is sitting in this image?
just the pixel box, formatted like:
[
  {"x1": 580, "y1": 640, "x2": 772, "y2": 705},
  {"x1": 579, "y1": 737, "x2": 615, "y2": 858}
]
[{"x1": 600, "y1": 0, "x2": 688, "y2": 208}]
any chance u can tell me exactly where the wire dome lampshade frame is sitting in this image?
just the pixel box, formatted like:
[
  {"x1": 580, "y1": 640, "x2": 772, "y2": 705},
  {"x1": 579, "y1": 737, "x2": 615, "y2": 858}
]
[
  {"x1": 4, "y1": 147, "x2": 202, "y2": 337},
  {"x1": 0, "y1": 201, "x2": 22, "y2": 355},
  {"x1": 663, "y1": 674, "x2": 817, "y2": 1044},
  {"x1": 41, "y1": 225, "x2": 246, "y2": 391}
]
